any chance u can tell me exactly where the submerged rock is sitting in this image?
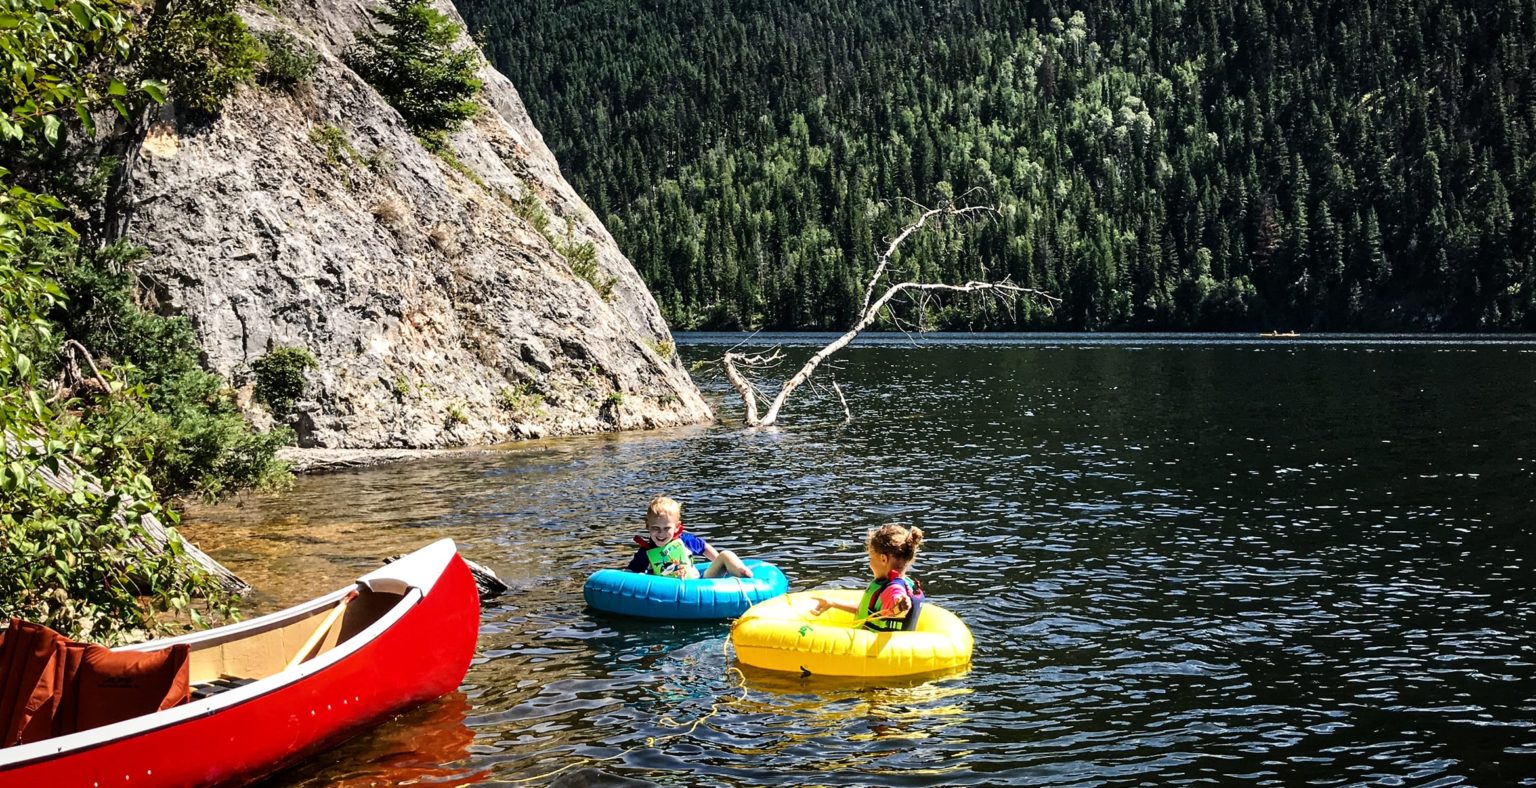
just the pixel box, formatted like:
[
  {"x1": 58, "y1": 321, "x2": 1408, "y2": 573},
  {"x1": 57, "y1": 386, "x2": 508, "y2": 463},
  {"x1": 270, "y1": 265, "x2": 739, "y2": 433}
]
[{"x1": 123, "y1": 0, "x2": 711, "y2": 449}]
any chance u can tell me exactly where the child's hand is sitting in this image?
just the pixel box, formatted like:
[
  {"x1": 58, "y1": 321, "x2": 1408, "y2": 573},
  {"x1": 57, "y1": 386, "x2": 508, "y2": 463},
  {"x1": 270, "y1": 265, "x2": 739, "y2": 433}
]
[{"x1": 809, "y1": 596, "x2": 832, "y2": 616}]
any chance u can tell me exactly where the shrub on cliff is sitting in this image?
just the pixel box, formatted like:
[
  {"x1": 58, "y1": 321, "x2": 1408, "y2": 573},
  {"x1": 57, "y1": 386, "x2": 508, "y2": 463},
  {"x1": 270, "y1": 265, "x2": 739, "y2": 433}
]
[
  {"x1": 136, "y1": 0, "x2": 264, "y2": 115},
  {"x1": 347, "y1": 0, "x2": 483, "y2": 133},
  {"x1": 252, "y1": 347, "x2": 317, "y2": 418},
  {"x1": 257, "y1": 30, "x2": 320, "y2": 91},
  {"x1": 49, "y1": 245, "x2": 292, "y2": 499}
]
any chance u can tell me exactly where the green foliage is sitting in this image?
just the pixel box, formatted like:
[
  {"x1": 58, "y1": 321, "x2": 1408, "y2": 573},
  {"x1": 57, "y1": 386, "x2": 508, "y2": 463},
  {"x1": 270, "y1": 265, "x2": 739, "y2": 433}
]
[
  {"x1": 136, "y1": 0, "x2": 264, "y2": 115},
  {"x1": 348, "y1": 0, "x2": 483, "y2": 133},
  {"x1": 310, "y1": 124, "x2": 357, "y2": 164},
  {"x1": 310, "y1": 124, "x2": 367, "y2": 189},
  {"x1": 507, "y1": 188, "x2": 614, "y2": 298},
  {"x1": 646, "y1": 339, "x2": 675, "y2": 360},
  {"x1": 48, "y1": 245, "x2": 292, "y2": 499},
  {"x1": 251, "y1": 347, "x2": 316, "y2": 418},
  {"x1": 557, "y1": 226, "x2": 614, "y2": 301},
  {"x1": 0, "y1": 433, "x2": 238, "y2": 644},
  {"x1": 0, "y1": 0, "x2": 141, "y2": 146},
  {"x1": 463, "y1": 0, "x2": 1536, "y2": 331},
  {"x1": 604, "y1": 391, "x2": 624, "y2": 406},
  {"x1": 416, "y1": 130, "x2": 487, "y2": 187},
  {"x1": 496, "y1": 382, "x2": 544, "y2": 413},
  {"x1": 257, "y1": 30, "x2": 319, "y2": 91},
  {"x1": 511, "y1": 189, "x2": 551, "y2": 235},
  {"x1": 445, "y1": 403, "x2": 468, "y2": 424},
  {"x1": 2, "y1": 0, "x2": 240, "y2": 641}
]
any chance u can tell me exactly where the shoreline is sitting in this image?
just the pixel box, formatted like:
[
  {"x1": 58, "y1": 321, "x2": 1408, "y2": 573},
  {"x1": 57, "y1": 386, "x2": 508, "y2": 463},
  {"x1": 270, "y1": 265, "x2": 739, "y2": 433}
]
[{"x1": 276, "y1": 446, "x2": 498, "y2": 474}]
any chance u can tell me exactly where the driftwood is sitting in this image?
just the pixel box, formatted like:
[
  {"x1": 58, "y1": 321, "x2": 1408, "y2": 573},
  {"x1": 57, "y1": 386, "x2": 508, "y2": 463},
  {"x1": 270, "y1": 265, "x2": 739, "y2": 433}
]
[
  {"x1": 721, "y1": 202, "x2": 1061, "y2": 427},
  {"x1": 6, "y1": 436, "x2": 250, "y2": 594}
]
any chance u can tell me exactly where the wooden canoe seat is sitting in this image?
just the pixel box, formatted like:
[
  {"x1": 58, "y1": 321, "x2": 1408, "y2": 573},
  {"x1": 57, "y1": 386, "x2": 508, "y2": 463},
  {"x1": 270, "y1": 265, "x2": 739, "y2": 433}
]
[{"x1": 190, "y1": 675, "x2": 259, "y2": 701}]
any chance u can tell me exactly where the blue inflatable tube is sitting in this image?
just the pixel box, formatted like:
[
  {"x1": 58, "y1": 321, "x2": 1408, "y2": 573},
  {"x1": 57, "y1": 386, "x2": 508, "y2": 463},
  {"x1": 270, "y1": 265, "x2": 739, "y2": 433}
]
[{"x1": 583, "y1": 559, "x2": 789, "y2": 620}]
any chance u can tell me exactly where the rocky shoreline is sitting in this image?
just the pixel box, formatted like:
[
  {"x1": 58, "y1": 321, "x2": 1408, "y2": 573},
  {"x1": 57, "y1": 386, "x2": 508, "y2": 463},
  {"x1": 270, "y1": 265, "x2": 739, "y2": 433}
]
[{"x1": 276, "y1": 446, "x2": 497, "y2": 474}]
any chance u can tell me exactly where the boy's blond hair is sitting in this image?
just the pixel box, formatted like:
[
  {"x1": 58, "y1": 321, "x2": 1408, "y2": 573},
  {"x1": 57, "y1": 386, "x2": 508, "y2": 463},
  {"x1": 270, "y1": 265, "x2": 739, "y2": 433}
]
[{"x1": 646, "y1": 495, "x2": 682, "y2": 524}]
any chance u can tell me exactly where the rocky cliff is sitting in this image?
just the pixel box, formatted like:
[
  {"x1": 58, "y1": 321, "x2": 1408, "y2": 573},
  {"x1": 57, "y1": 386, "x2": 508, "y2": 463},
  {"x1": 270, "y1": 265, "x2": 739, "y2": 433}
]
[{"x1": 121, "y1": 0, "x2": 711, "y2": 448}]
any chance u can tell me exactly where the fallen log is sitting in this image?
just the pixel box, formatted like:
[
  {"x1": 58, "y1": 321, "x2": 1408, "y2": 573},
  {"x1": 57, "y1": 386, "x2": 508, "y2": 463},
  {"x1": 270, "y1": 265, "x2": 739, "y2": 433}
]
[{"x1": 6, "y1": 437, "x2": 250, "y2": 594}]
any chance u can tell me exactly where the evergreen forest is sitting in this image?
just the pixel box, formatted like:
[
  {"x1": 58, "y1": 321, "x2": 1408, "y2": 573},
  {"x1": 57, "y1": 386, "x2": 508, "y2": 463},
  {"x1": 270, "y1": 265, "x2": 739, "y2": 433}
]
[{"x1": 461, "y1": 0, "x2": 1536, "y2": 331}]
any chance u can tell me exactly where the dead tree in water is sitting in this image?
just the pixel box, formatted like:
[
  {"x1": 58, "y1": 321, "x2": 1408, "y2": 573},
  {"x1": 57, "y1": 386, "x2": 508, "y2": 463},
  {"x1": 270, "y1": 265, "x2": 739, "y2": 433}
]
[{"x1": 719, "y1": 201, "x2": 1060, "y2": 427}]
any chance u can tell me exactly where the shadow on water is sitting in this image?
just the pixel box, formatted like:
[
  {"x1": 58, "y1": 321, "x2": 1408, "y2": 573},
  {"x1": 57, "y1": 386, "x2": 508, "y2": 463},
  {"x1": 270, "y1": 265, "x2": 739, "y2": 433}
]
[{"x1": 185, "y1": 335, "x2": 1536, "y2": 785}]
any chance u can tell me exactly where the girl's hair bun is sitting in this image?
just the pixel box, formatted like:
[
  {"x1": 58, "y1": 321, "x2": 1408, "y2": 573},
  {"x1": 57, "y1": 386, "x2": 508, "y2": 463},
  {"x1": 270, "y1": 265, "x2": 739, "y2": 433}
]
[{"x1": 867, "y1": 523, "x2": 923, "y2": 563}]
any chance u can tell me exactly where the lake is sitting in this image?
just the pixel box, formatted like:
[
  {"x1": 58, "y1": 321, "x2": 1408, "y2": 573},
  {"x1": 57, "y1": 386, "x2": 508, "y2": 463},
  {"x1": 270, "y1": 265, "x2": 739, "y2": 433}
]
[{"x1": 184, "y1": 333, "x2": 1536, "y2": 786}]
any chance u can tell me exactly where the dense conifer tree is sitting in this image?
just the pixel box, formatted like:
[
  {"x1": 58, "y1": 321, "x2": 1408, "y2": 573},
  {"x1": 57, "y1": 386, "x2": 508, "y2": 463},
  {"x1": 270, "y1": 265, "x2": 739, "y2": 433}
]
[{"x1": 461, "y1": 0, "x2": 1536, "y2": 331}]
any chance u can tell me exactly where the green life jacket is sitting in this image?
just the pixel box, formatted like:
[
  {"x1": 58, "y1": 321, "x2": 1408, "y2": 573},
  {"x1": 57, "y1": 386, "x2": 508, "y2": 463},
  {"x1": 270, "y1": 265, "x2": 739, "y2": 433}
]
[
  {"x1": 646, "y1": 538, "x2": 699, "y2": 579},
  {"x1": 856, "y1": 573, "x2": 924, "y2": 631}
]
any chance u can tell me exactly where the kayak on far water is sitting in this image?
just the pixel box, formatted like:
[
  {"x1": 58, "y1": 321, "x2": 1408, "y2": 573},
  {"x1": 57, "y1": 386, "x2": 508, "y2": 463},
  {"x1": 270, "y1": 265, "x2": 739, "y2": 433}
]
[{"x1": 0, "y1": 538, "x2": 480, "y2": 787}]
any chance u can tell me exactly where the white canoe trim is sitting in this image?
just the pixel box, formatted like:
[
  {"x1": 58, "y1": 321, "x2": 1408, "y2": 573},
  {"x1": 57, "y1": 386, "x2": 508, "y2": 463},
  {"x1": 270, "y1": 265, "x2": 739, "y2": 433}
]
[{"x1": 0, "y1": 538, "x2": 459, "y2": 769}]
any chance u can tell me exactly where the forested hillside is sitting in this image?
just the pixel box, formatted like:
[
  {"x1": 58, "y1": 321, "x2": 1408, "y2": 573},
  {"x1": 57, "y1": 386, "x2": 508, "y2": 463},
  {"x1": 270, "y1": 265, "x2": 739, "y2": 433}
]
[{"x1": 461, "y1": 0, "x2": 1536, "y2": 331}]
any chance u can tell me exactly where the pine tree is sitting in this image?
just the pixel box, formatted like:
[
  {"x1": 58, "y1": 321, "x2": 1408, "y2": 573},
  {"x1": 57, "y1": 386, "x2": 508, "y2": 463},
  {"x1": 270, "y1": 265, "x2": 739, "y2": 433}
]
[{"x1": 348, "y1": 0, "x2": 483, "y2": 133}]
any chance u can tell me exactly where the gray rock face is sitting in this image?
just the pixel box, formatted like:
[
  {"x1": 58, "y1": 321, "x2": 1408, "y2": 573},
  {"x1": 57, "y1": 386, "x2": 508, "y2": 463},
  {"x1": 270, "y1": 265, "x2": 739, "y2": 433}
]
[{"x1": 123, "y1": 0, "x2": 711, "y2": 448}]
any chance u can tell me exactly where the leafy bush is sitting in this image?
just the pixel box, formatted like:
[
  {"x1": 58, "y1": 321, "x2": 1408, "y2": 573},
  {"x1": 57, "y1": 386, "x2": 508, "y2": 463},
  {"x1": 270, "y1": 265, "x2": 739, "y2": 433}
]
[
  {"x1": 251, "y1": 347, "x2": 317, "y2": 418},
  {"x1": 347, "y1": 0, "x2": 482, "y2": 133},
  {"x1": 310, "y1": 124, "x2": 367, "y2": 188},
  {"x1": 510, "y1": 189, "x2": 551, "y2": 235},
  {"x1": 257, "y1": 30, "x2": 319, "y2": 90},
  {"x1": 497, "y1": 382, "x2": 544, "y2": 413},
  {"x1": 0, "y1": 0, "x2": 289, "y2": 642},
  {"x1": 136, "y1": 0, "x2": 264, "y2": 115},
  {"x1": 646, "y1": 339, "x2": 675, "y2": 359},
  {"x1": 49, "y1": 245, "x2": 292, "y2": 499},
  {"x1": 558, "y1": 227, "x2": 615, "y2": 301}
]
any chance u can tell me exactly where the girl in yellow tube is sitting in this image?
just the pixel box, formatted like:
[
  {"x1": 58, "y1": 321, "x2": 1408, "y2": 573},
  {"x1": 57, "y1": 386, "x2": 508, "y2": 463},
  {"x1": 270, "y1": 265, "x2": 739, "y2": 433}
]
[{"x1": 810, "y1": 524, "x2": 925, "y2": 631}]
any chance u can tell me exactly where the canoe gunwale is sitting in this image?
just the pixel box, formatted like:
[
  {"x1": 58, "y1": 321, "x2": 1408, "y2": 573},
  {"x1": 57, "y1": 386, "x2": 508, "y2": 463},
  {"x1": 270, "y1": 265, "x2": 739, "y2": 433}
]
[{"x1": 0, "y1": 540, "x2": 461, "y2": 770}]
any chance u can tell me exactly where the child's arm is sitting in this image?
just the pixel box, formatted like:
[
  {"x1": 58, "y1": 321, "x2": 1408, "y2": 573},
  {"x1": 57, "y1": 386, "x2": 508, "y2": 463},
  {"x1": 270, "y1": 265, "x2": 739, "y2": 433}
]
[{"x1": 810, "y1": 596, "x2": 859, "y2": 615}]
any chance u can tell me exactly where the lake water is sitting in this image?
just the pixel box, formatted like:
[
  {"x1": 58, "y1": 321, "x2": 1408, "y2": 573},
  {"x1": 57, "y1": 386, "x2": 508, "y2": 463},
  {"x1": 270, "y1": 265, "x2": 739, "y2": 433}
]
[{"x1": 184, "y1": 333, "x2": 1536, "y2": 786}]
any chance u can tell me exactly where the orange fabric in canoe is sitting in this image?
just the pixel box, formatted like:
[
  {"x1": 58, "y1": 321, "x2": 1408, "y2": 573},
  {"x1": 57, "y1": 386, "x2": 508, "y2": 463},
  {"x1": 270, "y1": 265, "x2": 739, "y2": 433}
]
[
  {"x1": 66, "y1": 642, "x2": 191, "y2": 733},
  {"x1": 0, "y1": 618, "x2": 189, "y2": 745}
]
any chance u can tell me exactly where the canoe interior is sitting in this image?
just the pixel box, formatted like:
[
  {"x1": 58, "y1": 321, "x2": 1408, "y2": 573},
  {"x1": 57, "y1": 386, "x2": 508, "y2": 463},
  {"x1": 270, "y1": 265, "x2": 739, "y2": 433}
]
[{"x1": 186, "y1": 586, "x2": 403, "y2": 686}]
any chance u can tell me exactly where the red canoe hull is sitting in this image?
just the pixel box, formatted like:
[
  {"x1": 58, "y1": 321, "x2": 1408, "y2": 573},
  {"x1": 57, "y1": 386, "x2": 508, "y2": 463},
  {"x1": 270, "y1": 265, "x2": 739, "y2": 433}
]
[{"x1": 0, "y1": 548, "x2": 480, "y2": 787}]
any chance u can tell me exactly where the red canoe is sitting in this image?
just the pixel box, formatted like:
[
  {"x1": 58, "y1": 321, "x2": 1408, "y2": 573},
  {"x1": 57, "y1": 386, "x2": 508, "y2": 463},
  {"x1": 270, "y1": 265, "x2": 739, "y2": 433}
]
[{"x1": 0, "y1": 538, "x2": 480, "y2": 786}]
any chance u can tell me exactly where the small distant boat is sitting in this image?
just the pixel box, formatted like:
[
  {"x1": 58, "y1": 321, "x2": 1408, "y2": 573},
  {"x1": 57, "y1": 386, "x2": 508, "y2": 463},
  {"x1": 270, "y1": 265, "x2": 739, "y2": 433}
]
[
  {"x1": 1259, "y1": 331, "x2": 1300, "y2": 338},
  {"x1": 0, "y1": 539, "x2": 479, "y2": 786}
]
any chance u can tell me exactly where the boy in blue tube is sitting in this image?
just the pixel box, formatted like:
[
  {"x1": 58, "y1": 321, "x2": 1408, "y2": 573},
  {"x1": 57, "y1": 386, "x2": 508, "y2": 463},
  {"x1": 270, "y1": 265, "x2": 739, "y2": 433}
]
[{"x1": 626, "y1": 495, "x2": 753, "y2": 579}]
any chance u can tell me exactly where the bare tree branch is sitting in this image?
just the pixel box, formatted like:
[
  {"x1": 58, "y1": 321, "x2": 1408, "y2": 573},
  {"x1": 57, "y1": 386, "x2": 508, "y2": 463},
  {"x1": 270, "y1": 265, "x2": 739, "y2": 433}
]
[
  {"x1": 718, "y1": 199, "x2": 1060, "y2": 427},
  {"x1": 721, "y1": 351, "x2": 762, "y2": 425},
  {"x1": 859, "y1": 204, "x2": 992, "y2": 315},
  {"x1": 832, "y1": 380, "x2": 851, "y2": 423},
  {"x1": 51, "y1": 339, "x2": 112, "y2": 404}
]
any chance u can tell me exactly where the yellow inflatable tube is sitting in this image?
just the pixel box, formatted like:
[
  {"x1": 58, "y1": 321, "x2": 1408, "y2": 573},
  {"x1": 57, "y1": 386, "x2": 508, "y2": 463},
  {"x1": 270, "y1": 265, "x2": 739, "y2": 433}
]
[{"x1": 730, "y1": 589, "x2": 973, "y2": 677}]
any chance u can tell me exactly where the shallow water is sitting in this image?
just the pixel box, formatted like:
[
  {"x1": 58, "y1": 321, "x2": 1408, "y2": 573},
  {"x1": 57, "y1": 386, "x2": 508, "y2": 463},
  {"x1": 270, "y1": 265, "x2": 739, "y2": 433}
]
[{"x1": 184, "y1": 333, "x2": 1536, "y2": 786}]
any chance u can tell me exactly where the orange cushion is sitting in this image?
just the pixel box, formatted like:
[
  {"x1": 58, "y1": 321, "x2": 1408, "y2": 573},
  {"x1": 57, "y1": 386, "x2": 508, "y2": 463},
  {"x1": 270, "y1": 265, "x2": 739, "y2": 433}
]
[
  {"x1": 0, "y1": 619, "x2": 70, "y2": 747},
  {"x1": 69, "y1": 644, "x2": 190, "y2": 734}
]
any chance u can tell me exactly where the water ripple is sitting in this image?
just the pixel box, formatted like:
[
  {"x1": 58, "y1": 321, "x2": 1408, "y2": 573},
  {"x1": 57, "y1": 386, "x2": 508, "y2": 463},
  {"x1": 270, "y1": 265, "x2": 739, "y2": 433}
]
[{"x1": 191, "y1": 339, "x2": 1536, "y2": 786}]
